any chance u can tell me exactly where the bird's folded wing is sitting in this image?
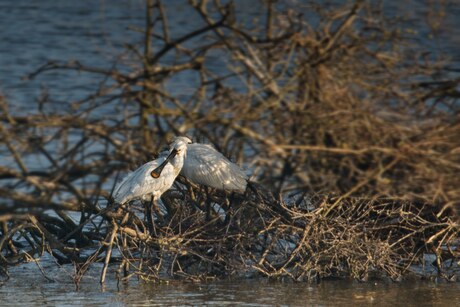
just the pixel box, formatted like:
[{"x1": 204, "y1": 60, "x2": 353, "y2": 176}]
[{"x1": 182, "y1": 144, "x2": 247, "y2": 192}]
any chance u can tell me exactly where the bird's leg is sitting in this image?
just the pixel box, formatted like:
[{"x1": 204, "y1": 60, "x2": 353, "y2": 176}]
[
  {"x1": 223, "y1": 194, "x2": 232, "y2": 225},
  {"x1": 145, "y1": 196, "x2": 155, "y2": 235},
  {"x1": 152, "y1": 196, "x2": 165, "y2": 226},
  {"x1": 187, "y1": 180, "x2": 196, "y2": 202},
  {"x1": 205, "y1": 187, "x2": 212, "y2": 221},
  {"x1": 185, "y1": 177, "x2": 199, "y2": 215}
]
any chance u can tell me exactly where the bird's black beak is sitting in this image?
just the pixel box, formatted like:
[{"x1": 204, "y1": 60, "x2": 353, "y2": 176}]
[{"x1": 151, "y1": 148, "x2": 178, "y2": 178}]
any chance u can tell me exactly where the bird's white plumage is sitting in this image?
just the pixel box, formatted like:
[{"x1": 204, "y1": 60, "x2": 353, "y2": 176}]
[
  {"x1": 181, "y1": 143, "x2": 248, "y2": 193},
  {"x1": 113, "y1": 159, "x2": 175, "y2": 204},
  {"x1": 113, "y1": 137, "x2": 191, "y2": 204}
]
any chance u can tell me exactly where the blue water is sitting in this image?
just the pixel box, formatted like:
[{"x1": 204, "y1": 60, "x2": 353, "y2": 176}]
[{"x1": 2, "y1": 0, "x2": 458, "y2": 110}]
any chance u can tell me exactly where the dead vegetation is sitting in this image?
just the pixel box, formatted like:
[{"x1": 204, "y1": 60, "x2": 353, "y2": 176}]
[{"x1": 0, "y1": 0, "x2": 459, "y2": 285}]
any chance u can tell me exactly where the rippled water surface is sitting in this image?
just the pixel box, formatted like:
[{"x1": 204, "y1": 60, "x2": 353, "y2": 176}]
[
  {"x1": 1, "y1": 261, "x2": 460, "y2": 306},
  {"x1": 1, "y1": 0, "x2": 459, "y2": 109}
]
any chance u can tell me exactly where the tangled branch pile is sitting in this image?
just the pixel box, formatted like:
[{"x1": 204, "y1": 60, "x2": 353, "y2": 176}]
[{"x1": 0, "y1": 0, "x2": 459, "y2": 284}]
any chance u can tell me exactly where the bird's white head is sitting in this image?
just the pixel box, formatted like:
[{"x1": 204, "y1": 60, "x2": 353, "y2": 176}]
[
  {"x1": 169, "y1": 136, "x2": 192, "y2": 158},
  {"x1": 151, "y1": 136, "x2": 192, "y2": 178}
]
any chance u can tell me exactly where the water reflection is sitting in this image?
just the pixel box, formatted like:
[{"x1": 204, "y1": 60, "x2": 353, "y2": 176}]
[
  {"x1": 104, "y1": 280, "x2": 460, "y2": 306},
  {"x1": 1, "y1": 262, "x2": 459, "y2": 306}
]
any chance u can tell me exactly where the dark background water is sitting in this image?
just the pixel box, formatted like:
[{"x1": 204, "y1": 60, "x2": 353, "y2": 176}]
[
  {"x1": 0, "y1": 0, "x2": 459, "y2": 305},
  {"x1": 1, "y1": 0, "x2": 459, "y2": 110}
]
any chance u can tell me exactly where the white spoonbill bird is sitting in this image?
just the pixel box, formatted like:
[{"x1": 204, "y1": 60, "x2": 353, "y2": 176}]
[
  {"x1": 159, "y1": 141, "x2": 248, "y2": 193},
  {"x1": 113, "y1": 136, "x2": 192, "y2": 204}
]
